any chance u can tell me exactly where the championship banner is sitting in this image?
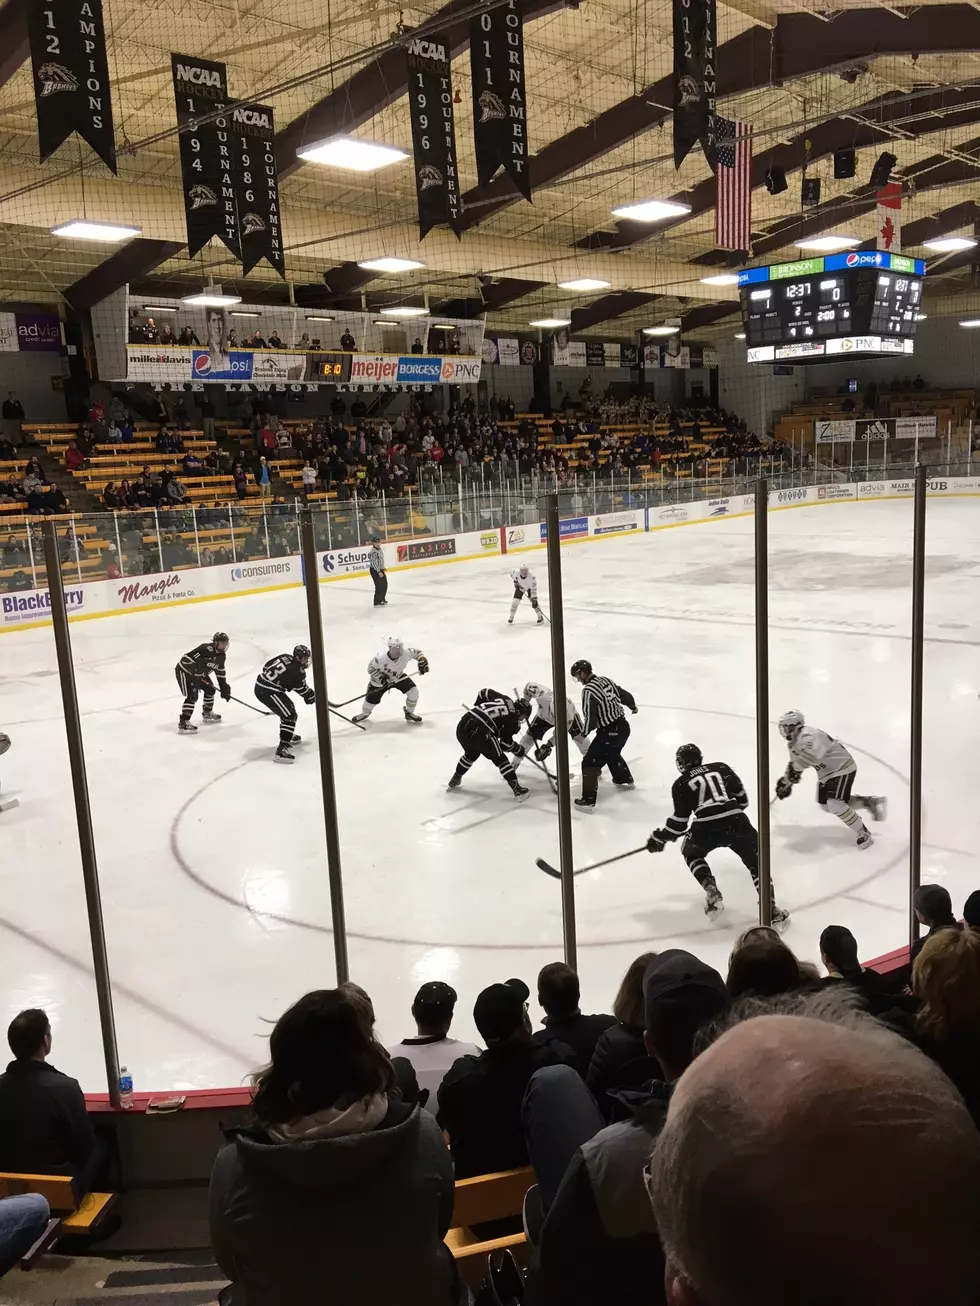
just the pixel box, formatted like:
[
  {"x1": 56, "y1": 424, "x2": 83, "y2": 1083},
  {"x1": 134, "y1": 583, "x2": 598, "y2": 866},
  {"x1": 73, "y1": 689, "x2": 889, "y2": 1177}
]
[
  {"x1": 470, "y1": 0, "x2": 531, "y2": 201},
  {"x1": 231, "y1": 102, "x2": 285, "y2": 278},
  {"x1": 29, "y1": 0, "x2": 116, "y2": 171},
  {"x1": 406, "y1": 34, "x2": 462, "y2": 239},
  {"x1": 672, "y1": 0, "x2": 717, "y2": 170},
  {"x1": 172, "y1": 55, "x2": 240, "y2": 260}
]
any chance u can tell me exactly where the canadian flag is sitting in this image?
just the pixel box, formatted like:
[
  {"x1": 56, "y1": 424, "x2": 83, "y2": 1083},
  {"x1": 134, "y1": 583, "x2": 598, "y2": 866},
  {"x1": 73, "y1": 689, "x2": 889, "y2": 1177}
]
[{"x1": 876, "y1": 182, "x2": 902, "y2": 252}]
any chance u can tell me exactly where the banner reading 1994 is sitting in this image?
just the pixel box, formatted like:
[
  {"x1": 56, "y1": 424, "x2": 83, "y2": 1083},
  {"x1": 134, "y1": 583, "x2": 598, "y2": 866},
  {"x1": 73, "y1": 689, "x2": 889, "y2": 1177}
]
[{"x1": 171, "y1": 54, "x2": 240, "y2": 260}]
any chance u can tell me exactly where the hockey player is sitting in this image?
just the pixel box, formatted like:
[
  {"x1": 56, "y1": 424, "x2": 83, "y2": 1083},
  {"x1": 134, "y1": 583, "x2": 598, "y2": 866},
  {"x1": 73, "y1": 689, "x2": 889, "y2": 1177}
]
[
  {"x1": 352, "y1": 637, "x2": 429, "y2": 725},
  {"x1": 570, "y1": 660, "x2": 637, "y2": 811},
  {"x1": 448, "y1": 690, "x2": 531, "y2": 800},
  {"x1": 775, "y1": 710, "x2": 887, "y2": 850},
  {"x1": 508, "y1": 565, "x2": 544, "y2": 625},
  {"x1": 0, "y1": 731, "x2": 15, "y2": 813},
  {"x1": 175, "y1": 632, "x2": 231, "y2": 735},
  {"x1": 648, "y1": 744, "x2": 789, "y2": 926},
  {"x1": 254, "y1": 645, "x2": 315, "y2": 764},
  {"x1": 513, "y1": 682, "x2": 587, "y2": 769}
]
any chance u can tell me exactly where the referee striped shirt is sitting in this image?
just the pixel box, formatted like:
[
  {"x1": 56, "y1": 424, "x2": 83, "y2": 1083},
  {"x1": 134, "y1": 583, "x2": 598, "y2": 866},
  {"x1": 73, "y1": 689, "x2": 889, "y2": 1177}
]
[
  {"x1": 580, "y1": 674, "x2": 636, "y2": 734},
  {"x1": 368, "y1": 545, "x2": 385, "y2": 574}
]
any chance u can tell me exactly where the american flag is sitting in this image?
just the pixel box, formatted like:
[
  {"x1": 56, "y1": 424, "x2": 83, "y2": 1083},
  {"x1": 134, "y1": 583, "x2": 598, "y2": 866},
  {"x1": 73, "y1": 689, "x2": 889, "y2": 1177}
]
[{"x1": 715, "y1": 117, "x2": 752, "y2": 252}]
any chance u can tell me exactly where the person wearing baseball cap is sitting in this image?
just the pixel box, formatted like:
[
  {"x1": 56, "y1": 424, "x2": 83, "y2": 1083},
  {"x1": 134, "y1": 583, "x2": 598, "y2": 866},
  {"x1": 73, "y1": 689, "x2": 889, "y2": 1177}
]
[
  {"x1": 524, "y1": 951, "x2": 729, "y2": 1305},
  {"x1": 387, "y1": 982, "x2": 480, "y2": 1116},
  {"x1": 438, "y1": 979, "x2": 575, "y2": 1180}
]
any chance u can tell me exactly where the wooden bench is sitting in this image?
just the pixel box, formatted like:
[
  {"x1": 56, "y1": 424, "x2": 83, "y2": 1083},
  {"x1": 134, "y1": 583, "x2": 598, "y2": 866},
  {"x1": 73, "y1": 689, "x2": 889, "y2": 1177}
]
[
  {"x1": 445, "y1": 1166, "x2": 534, "y2": 1283},
  {"x1": 0, "y1": 1171, "x2": 117, "y2": 1269}
]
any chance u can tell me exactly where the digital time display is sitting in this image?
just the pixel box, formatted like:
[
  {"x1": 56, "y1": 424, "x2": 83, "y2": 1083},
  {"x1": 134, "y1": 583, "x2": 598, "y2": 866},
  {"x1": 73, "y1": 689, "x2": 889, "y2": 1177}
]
[{"x1": 311, "y1": 352, "x2": 352, "y2": 383}]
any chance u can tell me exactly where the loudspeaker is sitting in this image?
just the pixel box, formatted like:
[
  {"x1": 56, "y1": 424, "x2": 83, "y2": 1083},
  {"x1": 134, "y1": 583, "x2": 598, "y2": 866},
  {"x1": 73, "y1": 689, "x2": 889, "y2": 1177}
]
[
  {"x1": 834, "y1": 148, "x2": 856, "y2": 179},
  {"x1": 765, "y1": 165, "x2": 787, "y2": 195},
  {"x1": 870, "y1": 151, "x2": 897, "y2": 188},
  {"x1": 801, "y1": 177, "x2": 821, "y2": 207}
]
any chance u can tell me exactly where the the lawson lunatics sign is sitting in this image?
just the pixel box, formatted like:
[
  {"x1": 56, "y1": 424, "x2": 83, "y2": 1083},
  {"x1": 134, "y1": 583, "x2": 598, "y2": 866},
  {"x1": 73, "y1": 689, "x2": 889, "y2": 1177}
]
[
  {"x1": 406, "y1": 34, "x2": 461, "y2": 239},
  {"x1": 470, "y1": 0, "x2": 531, "y2": 202},
  {"x1": 28, "y1": 0, "x2": 116, "y2": 170}
]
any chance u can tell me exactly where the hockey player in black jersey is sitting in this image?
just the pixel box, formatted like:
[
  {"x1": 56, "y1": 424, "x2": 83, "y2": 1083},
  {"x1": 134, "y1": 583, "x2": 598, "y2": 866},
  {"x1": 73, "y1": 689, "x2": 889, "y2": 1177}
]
[
  {"x1": 647, "y1": 744, "x2": 789, "y2": 926},
  {"x1": 176, "y1": 633, "x2": 231, "y2": 735},
  {"x1": 254, "y1": 645, "x2": 316, "y2": 764},
  {"x1": 447, "y1": 690, "x2": 531, "y2": 801}
]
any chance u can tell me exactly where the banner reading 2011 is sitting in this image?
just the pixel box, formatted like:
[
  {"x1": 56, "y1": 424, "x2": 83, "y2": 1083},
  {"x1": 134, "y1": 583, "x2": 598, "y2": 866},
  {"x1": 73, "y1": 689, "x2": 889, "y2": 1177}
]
[
  {"x1": 672, "y1": 0, "x2": 717, "y2": 170},
  {"x1": 28, "y1": 0, "x2": 116, "y2": 171},
  {"x1": 406, "y1": 34, "x2": 462, "y2": 240},
  {"x1": 470, "y1": 0, "x2": 531, "y2": 202}
]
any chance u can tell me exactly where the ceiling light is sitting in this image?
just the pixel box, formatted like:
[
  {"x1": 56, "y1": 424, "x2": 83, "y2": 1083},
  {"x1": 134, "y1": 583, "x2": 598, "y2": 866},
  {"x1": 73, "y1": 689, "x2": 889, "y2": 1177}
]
[
  {"x1": 793, "y1": 235, "x2": 860, "y2": 252},
  {"x1": 610, "y1": 198, "x2": 691, "y2": 222},
  {"x1": 734, "y1": 332, "x2": 746, "y2": 339},
  {"x1": 141, "y1": 305, "x2": 176, "y2": 313},
  {"x1": 296, "y1": 135, "x2": 409, "y2": 172},
  {"x1": 923, "y1": 235, "x2": 977, "y2": 252},
  {"x1": 181, "y1": 290, "x2": 242, "y2": 307},
  {"x1": 557, "y1": 278, "x2": 611, "y2": 292},
  {"x1": 305, "y1": 314, "x2": 335, "y2": 322},
  {"x1": 51, "y1": 219, "x2": 141, "y2": 242},
  {"x1": 357, "y1": 256, "x2": 426, "y2": 274},
  {"x1": 230, "y1": 311, "x2": 261, "y2": 318},
  {"x1": 960, "y1": 319, "x2": 980, "y2": 327},
  {"x1": 642, "y1": 325, "x2": 680, "y2": 336},
  {"x1": 915, "y1": 313, "x2": 927, "y2": 320},
  {"x1": 701, "y1": 273, "x2": 739, "y2": 286},
  {"x1": 529, "y1": 317, "x2": 572, "y2": 328},
  {"x1": 374, "y1": 319, "x2": 400, "y2": 326},
  {"x1": 380, "y1": 305, "x2": 428, "y2": 318},
  {"x1": 429, "y1": 322, "x2": 457, "y2": 329}
]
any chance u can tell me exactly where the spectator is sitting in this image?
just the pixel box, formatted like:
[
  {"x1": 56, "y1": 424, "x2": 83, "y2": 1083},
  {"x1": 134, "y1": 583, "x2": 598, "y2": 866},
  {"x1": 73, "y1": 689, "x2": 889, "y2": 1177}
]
[
  {"x1": 177, "y1": 325, "x2": 200, "y2": 346},
  {"x1": 255, "y1": 456, "x2": 272, "y2": 497},
  {"x1": 911, "y1": 884, "x2": 961, "y2": 964},
  {"x1": 143, "y1": 317, "x2": 159, "y2": 343},
  {"x1": 267, "y1": 329, "x2": 283, "y2": 348},
  {"x1": 0, "y1": 1193, "x2": 50, "y2": 1275},
  {"x1": 251, "y1": 329, "x2": 267, "y2": 349},
  {"x1": 300, "y1": 460, "x2": 317, "y2": 502},
  {"x1": 167, "y1": 475, "x2": 187, "y2": 505},
  {"x1": 587, "y1": 952, "x2": 661, "y2": 1118},
  {"x1": 160, "y1": 323, "x2": 175, "y2": 346},
  {"x1": 297, "y1": 332, "x2": 311, "y2": 350},
  {"x1": 9, "y1": 568, "x2": 31, "y2": 590},
  {"x1": 726, "y1": 934, "x2": 801, "y2": 999},
  {"x1": 0, "y1": 1010, "x2": 102, "y2": 1196},
  {"x1": 209, "y1": 988, "x2": 463, "y2": 1306},
  {"x1": 102, "y1": 481, "x2": 122, "y2": 509},
  {"x1": 387, "y1": 983, "x2": 481, "y2": 1115},
  {"x1": 340, "y1": 327, "x2": 356, "y2": 352},
  {"x1": 106, "y1": 419, "x2": 122, "y2": 443},
  {"x1": 200, "y1": 395, "x2": 216, "y2": 441},
  {"x1": 64, "y1": 441, "x2": 88, "y2": 472},
  {"x1": 913, "y1": 927, "x2": 980, "y2": 1124},
  {"x1": 525, "y1": 951, "x2": 730, "y2": 1305},
  {"x1": 0, "y1": 434, "x2": 15, "y2": 460},
  {"x1": 438, "y1": 978, "x2": 574, "y2": 1178},
  {"x1": 411, "y1": 336, "x2": 424, "y2": 354},
  {"x1": 646, "y1": 994, "x2": 980, "y2": 1306},
  {"x1": 819, "y1": 924, "x2": 896, "y2": 1011},
  {"x1": 963, "y1": 890, "x2": 980, "y2": 933},
  {"x1": 532, "y1": 962, "x2": 615, "y2": 1073},
  {"x1": 182, "y1": 450, "x2": 202, "y2": 474},
  {"x1": 1, "y1": 391, "x2": 24, "y2": 444},
  {"x1": 233, "y1": 463, "x2": 248, "y2": 501}
]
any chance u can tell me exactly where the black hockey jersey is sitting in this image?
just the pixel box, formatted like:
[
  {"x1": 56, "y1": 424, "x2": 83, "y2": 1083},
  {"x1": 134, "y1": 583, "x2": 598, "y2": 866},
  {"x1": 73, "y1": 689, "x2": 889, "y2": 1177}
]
[
  {"x1": 467, "y1": 688, "x2": 521, "y2": 741},
  {"x1": 660, "y1": 762, "x2": 748, "y2": 841},
  {"x1": 178, "y1": 642, "x2": 227, "y2": 685},
  {"x1": 256, "y1": 654, "x2": 315, "y2": 702}
]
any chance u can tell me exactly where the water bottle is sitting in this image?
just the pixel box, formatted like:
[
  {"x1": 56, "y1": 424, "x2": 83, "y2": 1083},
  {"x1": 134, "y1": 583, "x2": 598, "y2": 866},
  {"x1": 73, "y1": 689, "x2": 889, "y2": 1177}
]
[{"x1": 118, "y1": 1065, "x2": 134, "y2": 1109}]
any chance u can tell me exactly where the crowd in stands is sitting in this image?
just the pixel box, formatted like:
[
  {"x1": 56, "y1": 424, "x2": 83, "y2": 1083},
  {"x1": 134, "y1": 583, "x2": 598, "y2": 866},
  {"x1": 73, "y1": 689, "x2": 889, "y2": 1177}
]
[
  {"x1": 4, "y1": 886, "x2": 980, "y2": 1297},
  {"x1": 0, "y1": 455, "x2": 69, "y2": 515}
]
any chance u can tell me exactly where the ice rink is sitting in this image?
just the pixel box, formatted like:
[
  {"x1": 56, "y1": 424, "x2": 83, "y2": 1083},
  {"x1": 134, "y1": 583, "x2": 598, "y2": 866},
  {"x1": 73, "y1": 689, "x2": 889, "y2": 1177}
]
[{"x1": 2, "y1": 496, "x2": 979, "y2": 1092}]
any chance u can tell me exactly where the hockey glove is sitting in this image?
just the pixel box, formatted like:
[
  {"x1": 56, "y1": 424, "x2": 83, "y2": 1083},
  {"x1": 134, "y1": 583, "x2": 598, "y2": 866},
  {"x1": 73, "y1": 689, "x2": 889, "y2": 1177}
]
[
  {"x1": 513, "y1": 587, "x2": 523, "y2": 600},
  {"x1": 219, "y1": 682, "x2": 232, "y2": 701},
  {"x1": 536, "y1": 740, "x2": 554, "y2": 762},
  {"x1": 775, "y1": 776, "x2": 794, "y2": 800},
  {"x1": 417, "y1": 654, "x2": 430, "y2": 675},
  {"x1": 647, "y1": 831, "x2": 667, "y2": 853},
  {"x1": 303, "y1": 690, "x2": 316, "y2": 706}
]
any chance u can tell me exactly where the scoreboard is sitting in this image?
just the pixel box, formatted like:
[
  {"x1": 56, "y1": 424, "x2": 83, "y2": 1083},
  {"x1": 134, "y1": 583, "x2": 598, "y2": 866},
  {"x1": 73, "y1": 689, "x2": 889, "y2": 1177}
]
[
  {"x1": 738, "y1": 251, "x2": 925, "y2": 363},
  {"x1": 311, "y1": 352, "x2": 353, "y2": 382}
]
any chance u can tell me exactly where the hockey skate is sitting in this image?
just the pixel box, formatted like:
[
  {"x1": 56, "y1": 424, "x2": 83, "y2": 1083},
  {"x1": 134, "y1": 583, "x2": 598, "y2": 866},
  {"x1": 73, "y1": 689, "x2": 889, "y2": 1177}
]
[
  {"x1": 614, "y1": 780, "x2": 636, "y2": 790},
  {"x1": 574, "y1": 796, "x2": 595, "y2": 812},
  {"x1": 447, "y1": 774, "x2": 463, "y2": 791},
  {"x1": 403, "y1": 707, "x2": 423, "y2": 724},
  {"x1": 507, "y1": 617, "x2": 515, "y2": 625},
  {"x1": 351, "y1": 712, "x2": 369, "y2": 724},
  {"x1": 868, "y1": 796, "x2": 888, "y2": 822},
  {"x1": 536, "y1": 612, "x2": 544, "y2": 624},
  {"x1": 202, "y1": 708, "x2": 222, "y2": 724},
  {"x1": 275, "y1": 744, "x2": 295, "y2": 764},
  {"x1": 704, "y1": 881, "x2": 724, "y2": 917},
  {"x1": 512, "y1": 785, "x2": 530, "y2": 803},
  {"x1": 771, "y1": 905, "x2": 790, "y2": 931},
  {"x1": 856, "y1": 830, "x2": 875, "y2": 850},
  {"x1": 178, "y1": 719, "x2": 198, "y2": 735}
]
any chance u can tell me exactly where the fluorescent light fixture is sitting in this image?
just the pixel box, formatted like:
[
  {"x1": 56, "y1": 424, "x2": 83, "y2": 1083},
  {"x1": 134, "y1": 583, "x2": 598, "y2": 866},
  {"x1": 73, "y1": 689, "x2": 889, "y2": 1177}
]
[
  {"x1": 700, "y1": 273, "x2": 739, "y2": 286},
  {"x1": 557, "y1": 278, "x2": 611, "y2": 292},
  {"x1": 793, "y1": 235, "x2": 860, "y2": 252},
  {"x1": 529, "y1": 317, "x2": 571, "y2": 328},
  {"x1": 915, "y1": 313, "x2": 927, "y2": 320},
  {"x1": 611, "y1": 198, "x2": 691, "y2": 222},
  {"x1": 379, "y1": 305, "x2": 428, "y2": 318},
  {"x1": 296, "y1": 135, "x2": 409, "y2": 172},
  {"x1": 642, "y1": 325, "x2": 680, "y2": 336},
  {"x1": 923, "y1": 235, "x2": 977, "y2": 252},
  {"x1": 51, "y1": 218, "x2": 141, "y2": 242},
  {"x1": 374, "y1": 319, "x2": 400, "y2": 326},
  {"x1": 429, "y1": 322, "x2": 457, "y2": 329},
  {"x1": 141, "y1": 305, "x2": 176, "y2": 313},
  {"x1": 305, "y1": 314, "x2": 335, "y2": 322},
  {"x1": 230, "y1": 311, "x2": 261, "y2": 318},
  {"x1": 734, "y1": 332, "x2": 746, "y2": 339},
  {"x1": 182, "y1": 291, "x2": 242, "y2": 307},
  {"x1": 960, "y1": 319, "x2": 980, "y2": 327},
  {"x1": 357, "y1": 256, "x2": 425, "y2": 273}
]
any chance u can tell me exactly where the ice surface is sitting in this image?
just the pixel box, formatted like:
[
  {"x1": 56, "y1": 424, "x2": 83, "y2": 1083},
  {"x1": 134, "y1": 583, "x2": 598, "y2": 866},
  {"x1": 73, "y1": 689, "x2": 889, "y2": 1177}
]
[{"x1": 1, "y1": 497, "x2": 978, "y2": 1091}]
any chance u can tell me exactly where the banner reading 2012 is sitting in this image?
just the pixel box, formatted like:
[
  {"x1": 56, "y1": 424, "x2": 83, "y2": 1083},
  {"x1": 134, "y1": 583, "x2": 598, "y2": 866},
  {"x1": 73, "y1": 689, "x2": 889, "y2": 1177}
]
[
  {"x1": 29, "y1": 0, "x2": 116, "y2": 171},
  {"x1": 171, "y1": 54, "x2": 240, "y2": 260}
]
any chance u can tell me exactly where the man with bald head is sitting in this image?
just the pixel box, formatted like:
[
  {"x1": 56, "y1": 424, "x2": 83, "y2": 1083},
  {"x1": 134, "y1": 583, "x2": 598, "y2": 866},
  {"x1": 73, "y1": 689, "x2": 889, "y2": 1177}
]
[{"x1": 646, "y1": 1000, "x2": 980, "y2": 1306}]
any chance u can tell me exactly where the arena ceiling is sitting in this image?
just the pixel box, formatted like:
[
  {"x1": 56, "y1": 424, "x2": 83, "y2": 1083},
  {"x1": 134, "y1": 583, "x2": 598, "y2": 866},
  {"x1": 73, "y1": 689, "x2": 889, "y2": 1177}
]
[{"x1": 2, "y1": 0, "x2": 980, "y2": 339}]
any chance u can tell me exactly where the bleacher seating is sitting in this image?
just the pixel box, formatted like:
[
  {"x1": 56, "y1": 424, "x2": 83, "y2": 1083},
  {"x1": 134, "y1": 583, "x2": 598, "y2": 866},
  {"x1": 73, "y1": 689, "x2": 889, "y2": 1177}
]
[
  {"x1": 445, "y1": 1166, "x2": 534, "y2": 1282},
  {"x1": 0, "y1": 1170, "x2": 117, "y2": 1268}
]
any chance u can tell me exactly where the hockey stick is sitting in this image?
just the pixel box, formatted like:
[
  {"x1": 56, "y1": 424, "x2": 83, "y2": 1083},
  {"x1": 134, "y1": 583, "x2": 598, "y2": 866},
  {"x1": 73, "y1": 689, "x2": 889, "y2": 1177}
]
[
  {"x1": 536, "y1": 844, "x2": 648, "y2": 880},
  {"x1": 329, "y1": 694, "x2": 362, "y2": 709},
  {"x1": 328, "y1": 704, "x2": 366, "y2": 731},
  {"x1": 232, "y1": 693, "x2": 365, "y2": 731},
  {"x1": 231, "y1": 694, "x2": 272, "y2": 716}
]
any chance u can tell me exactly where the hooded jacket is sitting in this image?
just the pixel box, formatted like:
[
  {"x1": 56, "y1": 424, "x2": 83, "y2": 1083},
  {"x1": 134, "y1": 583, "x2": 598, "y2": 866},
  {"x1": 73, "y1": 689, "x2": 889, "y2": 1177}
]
[{"x1": 209, "y1": 1098, "x2": 462, "y2": 1305}]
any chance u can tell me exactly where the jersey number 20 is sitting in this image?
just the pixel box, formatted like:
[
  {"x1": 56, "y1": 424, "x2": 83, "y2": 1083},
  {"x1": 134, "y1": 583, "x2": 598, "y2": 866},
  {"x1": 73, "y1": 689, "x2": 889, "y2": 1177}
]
[{"x1": 691, "y1": 770, "x2": 729, "y2": 805}]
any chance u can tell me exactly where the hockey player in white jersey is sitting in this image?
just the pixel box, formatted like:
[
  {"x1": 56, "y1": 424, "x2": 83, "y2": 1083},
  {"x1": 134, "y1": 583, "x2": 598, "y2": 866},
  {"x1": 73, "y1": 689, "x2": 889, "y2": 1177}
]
[
  {"x1": 352, "y1": 637, "x2": 429, "y2": 725},
  {"x1": 513, "y1": 682, "x2": 587, "y2": 768},
  {"x1": 775, "y1": 709, "x2": 887, "y2": 849},
  {"x1": 508, "y1": 565, "x2": 544, "y2": 625}
]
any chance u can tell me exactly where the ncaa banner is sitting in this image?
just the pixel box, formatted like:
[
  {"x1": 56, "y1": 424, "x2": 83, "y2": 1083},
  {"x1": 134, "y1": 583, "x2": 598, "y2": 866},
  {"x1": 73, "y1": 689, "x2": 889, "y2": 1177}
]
[
  {"x1": 672, "y1": 0, "x2": 716, "y2": 170},
  {"x1": 29, "y1": 0, "x2": 116, "y2": 171},
  {"x1": 406, "y1": 34, "x2": 462, "y2": 239},
  {"x1": 172, "y1": 55, "x2": 240, "y2": 259},
  {"x1": 470, "y1": 0, "x2": 531, "y2": 201},
  {"x1": 231, "y1": 102, "x2": 285, "y2": 278}
]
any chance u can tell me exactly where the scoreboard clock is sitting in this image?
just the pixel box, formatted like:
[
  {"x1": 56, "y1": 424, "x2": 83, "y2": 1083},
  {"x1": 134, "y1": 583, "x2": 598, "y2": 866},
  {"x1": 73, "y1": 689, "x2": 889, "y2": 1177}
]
[
  {"x1": 738, "y1": 251, "x2": 925, "y2": 363},
  {"x1": 312, "y1": 352, "x2": 352, "y2": 382}
]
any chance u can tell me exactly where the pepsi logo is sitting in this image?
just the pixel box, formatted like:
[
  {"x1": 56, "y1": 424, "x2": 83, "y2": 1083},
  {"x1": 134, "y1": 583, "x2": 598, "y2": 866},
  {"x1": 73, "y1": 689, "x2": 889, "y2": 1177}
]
[{"x1": 193, "y1": 354, "x2": 213, "y2": 377}]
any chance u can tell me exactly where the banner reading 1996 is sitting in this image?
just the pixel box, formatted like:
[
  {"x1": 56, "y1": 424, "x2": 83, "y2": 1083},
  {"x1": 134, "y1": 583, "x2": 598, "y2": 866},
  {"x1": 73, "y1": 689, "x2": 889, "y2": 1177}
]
[
  {"x1": 406, "y1": 34, "x2": 462, "y2": 240},
  {"x1": 28, "y1": 0, "x2": 116, "y2": 171},
  {"x1": 171, "y1": 54, "x2": 240, "y2": 260},
  {"x1": 231, "y1": 102, "x2": 285, "y2": 278}
]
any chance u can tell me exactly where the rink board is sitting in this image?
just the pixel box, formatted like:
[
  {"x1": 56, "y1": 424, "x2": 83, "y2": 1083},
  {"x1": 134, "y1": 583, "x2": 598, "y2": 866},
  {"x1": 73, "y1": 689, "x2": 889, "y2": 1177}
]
[{"x1": 3, "y1": 477, "x2": 978, "y2": 632}]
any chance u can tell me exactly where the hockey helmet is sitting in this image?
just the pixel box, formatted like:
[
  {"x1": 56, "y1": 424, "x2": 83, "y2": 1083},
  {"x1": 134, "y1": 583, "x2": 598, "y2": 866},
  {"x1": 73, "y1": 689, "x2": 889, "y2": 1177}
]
[
  {"x1": 519, "y1": 564, "x2": 529, "y2": 575},
  {"x1": 514, "y1": 697, "x2": 531, "y2": 722},
  {"x1": 387, "y1": 636, "x2": 404, "y2": 656},
  {"x1": 570, "y1": 659, "x2": 592, "y2": 681},
  {"x1": 779, "y1": 709, "x2": 805, "y2": 740},
  {"x1": 212, "y1": 631, "x2": 229, "y2": 650},
  {"x1": 523, "y1": 682, "x2": 546, "y2": 701},
  {"x1": 676, "y1": 743, "x2": 703, "y2": 772},
  {"x1": 293, "y1": 644, "x2": 312, "y2": 667}
]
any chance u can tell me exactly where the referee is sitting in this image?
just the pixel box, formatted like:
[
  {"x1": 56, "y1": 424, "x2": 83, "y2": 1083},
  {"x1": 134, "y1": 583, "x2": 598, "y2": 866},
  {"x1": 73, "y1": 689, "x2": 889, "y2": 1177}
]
[
  {"x1": 570, "y1": 659, "x2": 638, "y2": 811},
  {"x1": 368, "y1": 535, "x2": 388, "y2": 606}
]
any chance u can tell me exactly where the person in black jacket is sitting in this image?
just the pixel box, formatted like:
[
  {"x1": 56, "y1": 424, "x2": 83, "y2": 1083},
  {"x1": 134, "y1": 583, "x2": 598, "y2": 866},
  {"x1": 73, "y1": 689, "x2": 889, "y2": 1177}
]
[
  {"x1": 254, "y1": 646, "x2": 315, "y2": 764},
  {"x1": 0, "y1": 1009, "x2": 102, "y2": 1197},
  {"x1": 523, "y1": 952, "x2": 730, "y2": 1306},
  {"x1": 532, "y1": 963, "x2": 614, "y2": 1076},
  {"x1": 587, "y1": 952, "x2": 661, "y2": 1121}
]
